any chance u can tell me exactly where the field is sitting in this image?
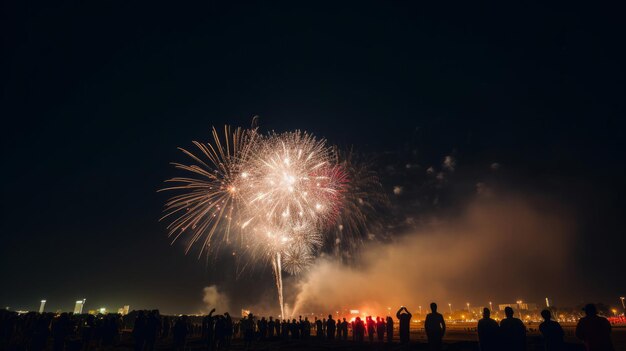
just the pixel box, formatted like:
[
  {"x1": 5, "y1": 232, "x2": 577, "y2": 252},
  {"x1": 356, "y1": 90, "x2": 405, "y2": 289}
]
[{"x1": 106, "y1": 322, "x2": 626, "y2": 350}]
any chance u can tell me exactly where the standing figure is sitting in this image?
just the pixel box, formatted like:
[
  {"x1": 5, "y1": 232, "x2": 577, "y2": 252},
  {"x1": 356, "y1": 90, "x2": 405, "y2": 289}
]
[
  {"x1": 132, "y1": 311, "x2": 146, "y2": 351},
  {"x1": 478, "y1": 308, "x2": 500, "y2": 351},
  {"x1": 303, "y1": 317, "x2": 311, "y2": 339},
  {"x1": 224, "y1": 313, "x2": 233, "y2": 349},
  {"x1": 274, "y1": 317, "x2": 280, "y2": 338},
  {"x1": 386, "y1": 316, "x2": 394, "y2": 343},
  {"x1": 396, "y1": 306, "x2": 412, "y2": 345},
  {"x1": 162, "y1": 316, "x2": 171, "y2": 339},
  {"x1": 354, "y1": 317, "x2": 365, "y2": 342},
  {"x1": 215, "y1": 315, "x2": 227, "y2": 350},
  {"x1": 539, "y1": 310, "x2": 564, "y2": 351},
  {"x1": 290, "y1": 319, "x2": 299, "y2": 339},
  {"x1": 326, "y1": 315, "x2": 336, "y2": 340},
  {"x1": 268, "y1": 317, "x2": 275, "y2": 338},
  {"x1": 500, "y1": 307, "x2": 526, "y2": 351},
  {"x1": 259, "y1": 317, "x2": 267, "y2": 340},
  {"x1": 376, "y1": 317, "x2": 386, "y2": 341},
  {"x1": 575, "y1": 304, "x2": 614, "y2": 351},
  {"x1": 425, "y1": 303, "x2": 446, "y2": 351},
  {"x1": 172, "y1": 316, "x2": 189, "y2": 351},
  {"x1": 342, "y1": 318, "x2": 349, "y2": 340},
  {"x1": 281, "y1": 319, "x2": 289, "y2": 339},
  {"x1": 351, "y1": 319, "x2": 356, "y2": 341},
  {"x1": 145, "y1": 311, "x2": 159, "y2": 351},
  {"x1": 202, "y1": 309, "x2": 216, "y2": 351},
  {"x1": 366, "y1": 316, "x2": 375, "y2": 342},
  {"x1": 315, "y1": 317, "x2": 323, "y2": 338}
]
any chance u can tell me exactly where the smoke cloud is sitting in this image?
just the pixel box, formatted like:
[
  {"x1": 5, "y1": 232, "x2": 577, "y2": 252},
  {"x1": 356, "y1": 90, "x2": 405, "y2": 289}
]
[
  {"x1": 292, "y1": 195, "x2": 575, "y2": 315},
  {"x1": 203, "y1": 285, "x2": 231, "y2": 314}
]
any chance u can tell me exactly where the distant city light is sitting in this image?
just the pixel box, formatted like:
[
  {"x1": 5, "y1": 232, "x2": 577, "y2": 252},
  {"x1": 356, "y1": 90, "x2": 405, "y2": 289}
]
[
  {"x1": 73, "y1": 299, "x2": 86, "y2": 314},
  {"x1": 117, "y1": 305, "x2": 130, "y2": 315}
]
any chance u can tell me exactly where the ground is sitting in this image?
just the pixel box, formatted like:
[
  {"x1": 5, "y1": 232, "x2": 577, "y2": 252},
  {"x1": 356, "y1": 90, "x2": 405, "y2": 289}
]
[{"x1": 106, "y1": 324, "x2": 625, "y2": 350}]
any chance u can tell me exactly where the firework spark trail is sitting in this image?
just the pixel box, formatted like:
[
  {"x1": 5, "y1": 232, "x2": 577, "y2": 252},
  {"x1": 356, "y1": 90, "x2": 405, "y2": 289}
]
[
  {"x1": 271, "y1": 252, "x2": 284, "y2": 318},
  {"x1": 161, "y1": 125, "x2": 382, "y2": 316}
]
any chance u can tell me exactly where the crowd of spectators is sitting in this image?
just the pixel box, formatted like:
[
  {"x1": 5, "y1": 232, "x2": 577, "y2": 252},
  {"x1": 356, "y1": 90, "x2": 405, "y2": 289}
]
[{"x1": 0, "y1": 302, "x2": 616, "y2": 350}]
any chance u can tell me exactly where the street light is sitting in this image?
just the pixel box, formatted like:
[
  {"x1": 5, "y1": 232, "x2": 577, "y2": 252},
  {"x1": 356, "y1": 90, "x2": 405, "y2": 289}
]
[
  {"x1": 489, "y1": 301, "x2": 493, "y2": 311},
  {"x1": 419, "y1": 306, "x2": 422, "y2": 315},
  {"x1": 620, "y1": 297, "x2": 625, "y2": 310},
  {"x1": 448, "y1": 303, "x2": 452, "y2": 314},
  {"x1": 466, "y1": 302, "x2": 470, "y2": 314}
]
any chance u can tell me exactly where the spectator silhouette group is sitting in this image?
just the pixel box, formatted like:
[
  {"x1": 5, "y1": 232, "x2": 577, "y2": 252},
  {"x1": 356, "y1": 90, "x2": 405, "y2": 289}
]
[{"x1": 0, "y1": 302, "x2": 616, "y2": 350}]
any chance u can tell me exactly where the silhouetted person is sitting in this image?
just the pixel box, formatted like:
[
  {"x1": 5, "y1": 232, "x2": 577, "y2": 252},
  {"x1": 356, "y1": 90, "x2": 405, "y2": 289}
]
[
  {"x1": 354, "y1": 317, "x2": 365, "y2": 342},
  {"x1": 315, "y1": 317, "x2": 323, "y2": 338},
  {"x1": 365, "y1": 316, "x2": 374, "y2": 342},
  {"x1": 233, "y1": 320, "x2": 239, "y2": 339},
  {"x1": 365, "y1": 316, "x2": 373, "y2": 341},
  {"x1": 281, "y1": 319, "x2": 289, "y2": 339},
  {"x1": 243, "y1": 314, "x2": 255, "y2": 348},
  {"x1": 274, "y1": 317, "x2": 280, "y2": 338},
  {"x1": 386, "y1": 316, "x2": 394, "y2": 343},
  {"x1": 425, "y1": 303, "x2": 446, "y2": 350},
  {"x1": 172, "y1": 315, "x2": 189, "y2": 351},
  {"x1": 539, "y1": 310, "x2": 564, "y2": 351},
  {"x1": 79, "y1": 314, "x2": 95, "y2": 350},
  {"x1": 132, "y1": 311, "x2": 147, "y2": 351},
  {"x1": 349, "y1": 319, "x2": 354, "y2": 341},
  {"x1": 478, "y1": 308, "x2": 500, "y2": 351},
  {"x1": 303, "y1": 317, "x2": 311, "y2": 339},
  {"x1": 31, "y1": 314, "x2": 50, "y2": 351},
  {"x1": 342, "y1": 318, "x2": 349, "y2": 340},
  {"x1": 102, "y1": 314, "x2": 119, "y2": 347},
  {"x1": 365, "y1": 316, "x2": 376, "y2": 342},
  {"x1": 259, "y1": 317, "x2": 268, "y2": 340},
  {"x1": 500, "y1": 306, "x2": 526, "y2": 351},
  {"x1": 298, "y1": 316, "x2": 305, "y2": 339},
  {"x1": 268, "y1": 316, "x2": 275, "y2": 338},
  {"x1": 326, "y1": 314, "x2": 336, "y2": 340},
  {"x1": 224, "y1": 313, "x2": 233, "y2": 348},
  {"x1": 290, "y1": 318, "x2": 299, "y2": 339},
  {"x1": 396, "y1": 306, "x2": 412, "y2": 345},
  {"x1": 145, "y1": 311, "x2": 159, "y2": 350},
  {"x1": 376, "y1": 317, "x2": 385, "y2": 341},
  {"x1": 52, "y1": 313, "x2": 71, "y2": 351},
  {"x1": 576, "y1": 304, "x2": 614, "y2": 351},
  {"x1": 215, "y1": 315, "x2": 226, "y2": 350},
  {"x1": 161, "y1": 316, "x2": 171, "y2": 339},
  {"x1": 203, "y1": 309, "x2": 216, "y2": 350}
]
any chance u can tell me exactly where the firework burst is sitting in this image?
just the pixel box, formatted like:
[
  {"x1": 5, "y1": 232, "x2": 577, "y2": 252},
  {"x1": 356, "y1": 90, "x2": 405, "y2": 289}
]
[
  {"x1": 159, "y1": 126, "x2": 257, "y2": 257},
  {"x1": 282, "y1": 243, "x2": 316, "y2": 275},
  {"x1": 161, "y1": 125, "x2": 380, "y2": 317},
  {"x1": 330, "y1": 149, "x2": 387, "y2": 258},
  {"x1": 241, "y1": 131, "x2": 344, "y2": 230}
]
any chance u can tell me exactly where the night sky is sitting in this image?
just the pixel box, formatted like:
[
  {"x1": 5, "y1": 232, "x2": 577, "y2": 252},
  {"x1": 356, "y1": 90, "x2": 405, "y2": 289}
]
[{"x1": 1, "y1": 2, "x2": 624, "y2": 314}]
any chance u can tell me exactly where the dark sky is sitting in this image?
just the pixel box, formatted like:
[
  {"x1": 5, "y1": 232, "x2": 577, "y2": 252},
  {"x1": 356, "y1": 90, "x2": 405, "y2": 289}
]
[{"x1": 1, "y1": 2, "x2": 624, "y2": 314}]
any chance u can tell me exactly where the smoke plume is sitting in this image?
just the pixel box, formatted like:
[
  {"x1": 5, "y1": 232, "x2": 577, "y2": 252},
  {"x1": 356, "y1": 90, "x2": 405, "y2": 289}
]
[
  {"x1": 292, "y1": 195, "x2": 575, "y2": 315},
  {"x1": 203, "y1": 285, "x2": 231, "y2": 314}
]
